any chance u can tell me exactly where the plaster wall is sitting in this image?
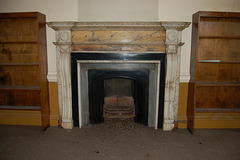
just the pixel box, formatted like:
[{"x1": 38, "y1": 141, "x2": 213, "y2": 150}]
[
  {"x1": 0, "y1": 0, "x2": 78, "y2": 81},
  {"x1": 1, "y1": 0, "x2": 239, "y2": 82},
  {"x1": 158, "y1": 0, "x2": 240, "y2": 82},
  {"x1": 78, "y1": 0, "x2": 158, "y2": 21}
]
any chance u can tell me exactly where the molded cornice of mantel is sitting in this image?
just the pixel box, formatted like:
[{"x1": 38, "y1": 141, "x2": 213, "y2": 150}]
[
  {"x1": 161, "y1": 22, "x2": 191, "y2": 31},
  {"x1": 47, "y1": 21, "x2": 76, "y2": 30},
  {"x1": 47, "y1": 21, "x2": 190, "y2": 31}
]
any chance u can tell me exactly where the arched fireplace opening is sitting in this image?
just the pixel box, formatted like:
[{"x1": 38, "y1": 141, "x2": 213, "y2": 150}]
[{"x1": 88, "y1": 70, "x2": 149, "y2": 126}]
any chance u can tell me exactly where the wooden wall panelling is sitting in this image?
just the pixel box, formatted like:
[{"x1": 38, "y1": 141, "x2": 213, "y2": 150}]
[
  {"x1": 0, "y1": 89, "x2": 41, "y2": 107},
  {"x1": 196, "y1": 86, "x2": 240, "y2": 110},
  {"x1": 0, "y1": 12, "x2": 50, "y2": 130},
  {"x1": 0, "y1": 110, "x2": 41, "y2": 126},
  {"x1": 199, "y1": 17, "x2": 240, "y2": 37},
  {"x1": 0, "y1": 18, "x2": 38, "y2": 42},
  {"x1": 48, "y1": 82, "x2": 59, "y2": 126},
  {"x1": 37, "y1": 12, "x2": 50, "y2": 131},
  {"x1": 198, "y1": 39, "x2": 240, "y2": 61},
  {"x1": 195, "y1": 113, "x2": 240, "y2": 128},
  {"x1": 196, "y1": 63, "x2": 240, "y2": 83},
  {"x1": 0, "y1": 44, "x2": 39, "y2": 63},
  {"x1": 0, "y1": 65, "x2": 40, "y2": 86},
  {"x1": 187, "y1": 11, "x2": 199, "y2": 134},
  {"x1": 187, "y1": 82, "x2": 195, "y2": 133},
  {"x1": 187, "y1": 11, "x2": 240, "y2": 134}
]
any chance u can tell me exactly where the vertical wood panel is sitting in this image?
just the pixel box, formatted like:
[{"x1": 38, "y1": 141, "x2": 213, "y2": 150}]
[
  {"x1": 0, "y1": 12, "x2": 49, "y2": 130},
  {"x1": 49, "y1": 82, "x2": 59, "y2": 126},
  {"x1": 196, "y1": 63, "x2": 240, "y2": 83},
  {"x1": 199, "y1": 17, "x2": 240, "y2": 37},
  {"x1": 0, "y1": 89, "x2": 41, "y2": 106},
  {"x1": 0, "y1": 18, "x2": 38, "y2": 42},
  {"x1": 0, "y1": 44, "x2": 39, "y2": 63},
  {"x1": 198, "y1": 39, "x2": 240, "y2": 61},
  {"x1": 0, "y1": 110, "x2": 41, "y2": 126},
  {"x1": 0, "y1": 66, "x2": 41, "y2": 86},
  {"x1": 187, "y1": 82, "x2": 195, "y2": 134},
  {"x1": 196, "y1": 86, "x2": 240, "y2": 109},
  {"x1": 37, "y1": 13, "x2": 50, "y2": 131},
  {"x1": 188, "y1": 11, "x2": 240, "y2": 132}
]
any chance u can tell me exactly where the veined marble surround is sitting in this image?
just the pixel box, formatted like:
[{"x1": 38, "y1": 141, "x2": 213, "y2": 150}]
[
  {"x1": 78, "y1": 60, "x2": 161, "y2": 129},
  {"x1": 47, "y1": 21, "x2": 190, "y2": 131}
]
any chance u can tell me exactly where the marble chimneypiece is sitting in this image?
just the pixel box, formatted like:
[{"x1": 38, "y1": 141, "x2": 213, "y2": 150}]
[{"x1": 47, "y1": 21, "x2": 190, "y2": 131}]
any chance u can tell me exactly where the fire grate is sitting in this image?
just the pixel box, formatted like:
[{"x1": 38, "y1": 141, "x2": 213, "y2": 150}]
[{"x1": 103, "y1": 96, "x2": 135, "y2": 119}]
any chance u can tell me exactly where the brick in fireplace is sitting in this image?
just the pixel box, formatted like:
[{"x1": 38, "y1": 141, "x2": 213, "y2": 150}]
[{"x1": 103, "y1": 79, "x2": 135, "y2": 119}]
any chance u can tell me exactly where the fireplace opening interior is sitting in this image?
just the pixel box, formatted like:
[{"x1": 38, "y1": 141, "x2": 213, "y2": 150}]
[
  {"x1": 88, "y1": 70, "x2": 149, "y2": 126},
  {"x1": 103, "y1": 78, "x2": 135, "y2": 120}
]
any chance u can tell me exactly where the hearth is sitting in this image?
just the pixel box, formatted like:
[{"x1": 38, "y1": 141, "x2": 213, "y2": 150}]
[{"x1": 47, "y1": 21, "x2": 190, "y2": 131}]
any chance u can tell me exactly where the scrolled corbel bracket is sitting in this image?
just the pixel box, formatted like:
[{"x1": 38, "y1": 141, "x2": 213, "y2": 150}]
[
  {"x1": 161, "y1": 21, "x2": 190, "y2": 54},
  {"x1": 55, "y1": 42, "x2": 73, "y2": 129},
  {"x1": 165, "y1": 42, "x2": 185, "y2": 54},
  {"x1": 47, "y1": 21, "x2": 76, "y2": 31},
  {"x1": 161, "y1": 21, "x2": 191, "y2": 31}
]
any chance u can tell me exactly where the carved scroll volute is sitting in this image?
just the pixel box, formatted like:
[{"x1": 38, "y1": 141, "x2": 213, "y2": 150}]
[
  {"x1": 57, "y1": 44, "x2": 72, "y2": 128},
  {"x1": 161, "y1": 22, "x2": 190, "y2": 131},
  {"x1": 56, "y1": 30, "x2": 73, "y2": 129},
  {"x1": 165, "y1": 30, "x2": 179, "y2": 54}
]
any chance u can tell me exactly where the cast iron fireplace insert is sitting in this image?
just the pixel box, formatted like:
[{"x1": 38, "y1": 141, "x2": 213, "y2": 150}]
[{"x1": 71, "y1": 52, "x2": 166, "y2": 128}]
